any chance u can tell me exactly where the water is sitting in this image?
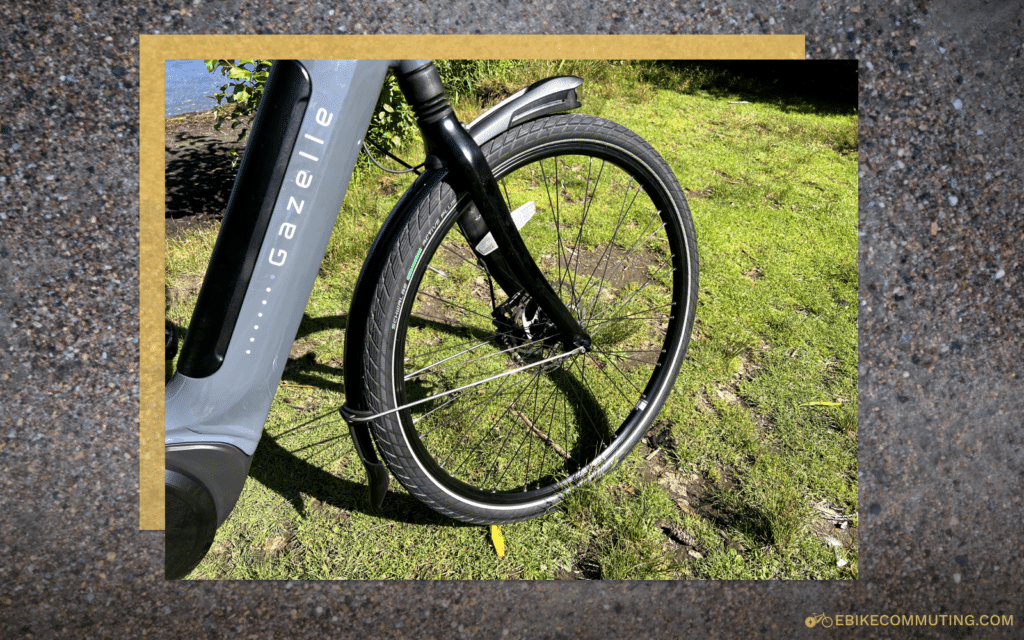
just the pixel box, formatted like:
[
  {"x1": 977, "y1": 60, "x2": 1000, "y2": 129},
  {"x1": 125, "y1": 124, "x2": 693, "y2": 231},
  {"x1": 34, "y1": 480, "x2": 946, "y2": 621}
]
[{"x1": 165, "y1": 59, "x2": 226, "y2": 118}]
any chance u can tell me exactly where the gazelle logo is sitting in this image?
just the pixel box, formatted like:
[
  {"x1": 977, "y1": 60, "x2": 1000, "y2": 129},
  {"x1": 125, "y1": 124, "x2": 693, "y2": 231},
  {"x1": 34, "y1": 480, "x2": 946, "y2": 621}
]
[{"x1": 806, "y1": 613, "x2": 833, "y2": 628}]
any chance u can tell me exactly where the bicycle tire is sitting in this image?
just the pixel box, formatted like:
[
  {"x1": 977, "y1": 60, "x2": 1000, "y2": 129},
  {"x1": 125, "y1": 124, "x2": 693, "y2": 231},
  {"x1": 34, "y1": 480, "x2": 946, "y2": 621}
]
[{"x1": 362, "y1": 113, "x2": 698, "y2": 523}]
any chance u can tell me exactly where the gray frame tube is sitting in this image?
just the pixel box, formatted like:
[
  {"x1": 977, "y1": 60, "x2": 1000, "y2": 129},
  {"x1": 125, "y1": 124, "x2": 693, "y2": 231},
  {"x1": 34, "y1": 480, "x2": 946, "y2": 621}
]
[{"x1": 166, "y1": 60, "x2": 390, "y2": 455}]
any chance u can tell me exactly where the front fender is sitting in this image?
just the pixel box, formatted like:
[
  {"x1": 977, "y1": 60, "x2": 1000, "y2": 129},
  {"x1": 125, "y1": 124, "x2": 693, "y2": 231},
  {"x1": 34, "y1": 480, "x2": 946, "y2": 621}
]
[
  {"x1": 340, "y1": 169, "x2": 447, "y2": 507},
  {"x1": 466, "y1": 75, "x2": 583, "y2": 145},
  {"x1": 342, "y1": 168, "x2": 446, "y2": 412},
  {"x1": 341, "y1": 75, "x2": 584, "y2": 503}
]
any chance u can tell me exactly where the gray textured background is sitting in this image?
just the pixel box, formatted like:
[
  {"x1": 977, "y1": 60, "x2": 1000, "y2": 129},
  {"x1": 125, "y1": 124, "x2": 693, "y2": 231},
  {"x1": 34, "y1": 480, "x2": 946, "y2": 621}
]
[{"x1": 1, "y1": 1, "x2": 1021, "y2": 637}]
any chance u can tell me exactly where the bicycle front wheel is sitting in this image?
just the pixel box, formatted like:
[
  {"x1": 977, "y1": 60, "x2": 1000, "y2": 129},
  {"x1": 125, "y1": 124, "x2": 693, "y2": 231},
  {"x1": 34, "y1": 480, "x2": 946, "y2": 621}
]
[{"x1": 362, "y1": 113, "x2": 698, "y2": 523}]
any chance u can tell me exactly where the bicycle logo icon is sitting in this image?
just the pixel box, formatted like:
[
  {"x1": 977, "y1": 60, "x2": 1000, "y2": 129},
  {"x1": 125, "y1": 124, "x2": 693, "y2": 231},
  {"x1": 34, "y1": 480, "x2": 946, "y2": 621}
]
[{"x1": 805, "y1": 613, "x2": 834, "y2": 628}]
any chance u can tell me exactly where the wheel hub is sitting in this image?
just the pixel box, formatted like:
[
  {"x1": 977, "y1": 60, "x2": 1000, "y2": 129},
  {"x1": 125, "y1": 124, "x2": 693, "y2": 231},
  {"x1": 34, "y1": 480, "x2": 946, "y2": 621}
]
[{"x1": 492, "y1": 291, "x2": 562, "y2": 362}]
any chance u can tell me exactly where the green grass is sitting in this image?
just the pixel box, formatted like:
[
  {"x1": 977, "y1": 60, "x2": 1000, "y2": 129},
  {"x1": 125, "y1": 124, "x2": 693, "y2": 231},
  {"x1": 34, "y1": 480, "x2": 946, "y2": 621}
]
[{"x1": 166, "y1": 61, "x2": 858, "y2": 580}]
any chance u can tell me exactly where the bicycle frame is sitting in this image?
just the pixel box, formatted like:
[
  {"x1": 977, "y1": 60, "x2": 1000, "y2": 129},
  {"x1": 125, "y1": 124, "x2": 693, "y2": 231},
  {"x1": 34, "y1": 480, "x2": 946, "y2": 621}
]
[{"x1": 165, "y1": 59, "x2": 584, "y2": 577}]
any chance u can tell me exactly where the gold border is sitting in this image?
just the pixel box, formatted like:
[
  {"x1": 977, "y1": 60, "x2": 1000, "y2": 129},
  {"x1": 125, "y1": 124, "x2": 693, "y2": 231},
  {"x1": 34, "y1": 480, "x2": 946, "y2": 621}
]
[{"x1": 140, "y1": 35, "x2": 805, "y2": 530}]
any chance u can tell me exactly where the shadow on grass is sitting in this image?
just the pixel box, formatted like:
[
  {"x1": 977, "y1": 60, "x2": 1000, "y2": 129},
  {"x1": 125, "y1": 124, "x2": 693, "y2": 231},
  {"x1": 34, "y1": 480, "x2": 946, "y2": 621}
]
[
  {"x1": 294, "y1": 312, "x2": 347, "y2": 340},
  {"x1": 165, "y1": 314, "x2": 463, "y2": 527},
  {"x1": 255, "y1": 312, "x2": 482, "y2": 528},
  {"x1": 265, "y1": 310, "x2": 618, "y2": 517},
  {"x1": 707, "y1": 484, "x2": 808, "y2": 553},
  {"x1": 247, "y1": 430, "x2": 464, "y2": 527},
  {"x1": 659, "y1": 60, "x2": 859, "y2": 118}
]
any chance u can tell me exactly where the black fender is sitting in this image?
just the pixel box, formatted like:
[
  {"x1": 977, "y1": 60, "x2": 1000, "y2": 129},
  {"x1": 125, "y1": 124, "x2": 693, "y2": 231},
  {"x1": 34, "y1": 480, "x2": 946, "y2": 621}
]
[
  {"x1": 341, "y1": 75, "x2": 584, "y2": 505},
  {"x1": 466, "y1": 75, "x2": 583, "y2": 145},
  {"x1": 341, "y1": 168, "x2": 447, "y2": 508}
]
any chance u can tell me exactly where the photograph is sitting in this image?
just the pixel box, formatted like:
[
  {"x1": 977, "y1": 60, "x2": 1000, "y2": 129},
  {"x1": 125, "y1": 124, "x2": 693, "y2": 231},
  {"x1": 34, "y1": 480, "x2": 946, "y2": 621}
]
[{"x1": 162, "y1": 56, "x2": 858, "y2": 580}]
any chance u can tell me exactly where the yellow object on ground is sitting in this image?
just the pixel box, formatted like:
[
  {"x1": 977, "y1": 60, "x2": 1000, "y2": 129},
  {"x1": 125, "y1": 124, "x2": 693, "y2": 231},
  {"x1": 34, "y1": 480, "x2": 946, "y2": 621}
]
[{"x1": 491, "y1": 525, "x2": 506, "y2": 557}]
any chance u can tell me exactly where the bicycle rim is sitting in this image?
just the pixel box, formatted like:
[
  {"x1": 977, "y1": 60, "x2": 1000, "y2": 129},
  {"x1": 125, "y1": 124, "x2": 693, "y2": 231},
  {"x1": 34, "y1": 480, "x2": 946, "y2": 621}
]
[{"x1": 391, "y1": 137, "x2": 694, "y2": 510}]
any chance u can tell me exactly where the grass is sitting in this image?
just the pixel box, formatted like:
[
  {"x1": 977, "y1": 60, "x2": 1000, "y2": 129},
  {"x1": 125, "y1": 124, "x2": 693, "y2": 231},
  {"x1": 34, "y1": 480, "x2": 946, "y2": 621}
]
[{"x1": 166, "y1": 61, "x2": 858, "y2": 580}]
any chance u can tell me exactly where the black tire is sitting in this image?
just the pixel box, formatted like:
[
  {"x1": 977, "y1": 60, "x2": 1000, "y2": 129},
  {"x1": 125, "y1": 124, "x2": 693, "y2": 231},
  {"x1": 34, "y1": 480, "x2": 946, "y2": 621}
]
[{"x1": 362, "y1": 113, "x2": 698, "y2": 523}]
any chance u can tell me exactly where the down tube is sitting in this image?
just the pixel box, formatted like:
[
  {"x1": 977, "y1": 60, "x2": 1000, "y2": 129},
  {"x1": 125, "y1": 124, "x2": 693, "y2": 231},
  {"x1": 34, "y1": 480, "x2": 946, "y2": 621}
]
[{"x1": 165, "y1": 60, "x2": 388, "y2": 457}]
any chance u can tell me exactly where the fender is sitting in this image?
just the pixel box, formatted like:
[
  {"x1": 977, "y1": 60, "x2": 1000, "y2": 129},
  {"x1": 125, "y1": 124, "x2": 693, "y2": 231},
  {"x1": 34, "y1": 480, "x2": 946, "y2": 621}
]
[
  {"x1": 341, "y1": 168, "x2": 447, "y2": 508},
  {"x1": 341, "y1": 75, "x2": 584, "y2": 502},
  {"x1": 466, "y1": 75, "x2": 583, "y2": 145}
]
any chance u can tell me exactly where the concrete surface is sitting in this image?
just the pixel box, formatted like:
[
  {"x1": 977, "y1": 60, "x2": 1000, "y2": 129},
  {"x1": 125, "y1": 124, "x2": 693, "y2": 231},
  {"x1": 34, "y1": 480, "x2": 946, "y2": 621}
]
[{"x1": 1, "y1": 0, "x2": 1021, "y2": 637}]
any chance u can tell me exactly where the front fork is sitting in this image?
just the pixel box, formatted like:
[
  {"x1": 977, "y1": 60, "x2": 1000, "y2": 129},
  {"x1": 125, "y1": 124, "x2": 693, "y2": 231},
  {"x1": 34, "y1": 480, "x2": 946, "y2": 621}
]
[{"x1": 395, "y1": 61, "x2": 593, "y2": 354}]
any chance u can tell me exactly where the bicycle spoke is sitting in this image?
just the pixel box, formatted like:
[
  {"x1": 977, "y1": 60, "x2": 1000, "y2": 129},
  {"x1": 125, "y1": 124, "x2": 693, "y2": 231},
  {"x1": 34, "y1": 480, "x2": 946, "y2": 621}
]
[
  {"x1": 404, "y1": 324, "x2": 519, "y2": 370},
  {"x1": 564, "y1": 355, "x2": 614, "y2": 442},
  {"x1": 538, "y1": 158, "x2": 568, "y2": 294},
  {"x1": 478, "y1": 369, "x2": 551, "y2": 488},
  {"x1": 428, "y1": 363, "x2": 532, "y2": 459},
  {"x1": 583, "y1": 215, "x2": 667, "y2": 321},
  {"x1": 498, "y1": 375, "x2": 561, "y2": 489},
  {"x1": 585, "y1": 265, "x2": 675, "y2": 326},
  {"x1": 414, "y1": 290, "x2": 499, "y2": 326},
  {"x1": 582, "y1": 349, "x2": 643, "y2": 402},
  {"x1": 476, "y1": 371, "x2": 545, "y2": 487},
  {"x1": 591, "y1": 348, "x2": 662, "y2": 366},
  {"x1": 413, "y1": 391, "x2": 462, "y2": 426},
  {"x1": 567, "y1": 158, "x2": 604, "y2": 300},
  {"x1": 588, "y1": 298, "x2": 671, "y2": 340},
  {"x1": 446, "y1": 366, "x2": 540, "y2": 477},
  {"x1": 402, "y1": 348, "x2": 584, "y2": 438},
  {"x1": 575, "y1": 177, "x2": 643, "y2": 306},
  {"x1": 440, "y1": 241, "x2": 487, "y2": 274},
  {"x1": 404, "y1": 329, "x2": 515, "y2": 366}
]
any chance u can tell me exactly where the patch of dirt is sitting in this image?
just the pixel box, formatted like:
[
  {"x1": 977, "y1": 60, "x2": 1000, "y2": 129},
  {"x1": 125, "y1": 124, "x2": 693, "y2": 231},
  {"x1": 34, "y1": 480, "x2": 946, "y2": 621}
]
[
  {"x1": 556, "y1": 537, "x2": 602, "y2": 580},
  {"x1": 258, "y1": 519, "x2": 296, "y2": 562},
  {"x1": 638, "y1": 377, "x2": 856, "y2": 569},
  {"x1": 164, "y1": 109, "x2": 245, "y2": 241},
  {"x1": 711, "y1": 169, "x2": 743, "y2": 184},
  {"x1": 640, "y1": 437, "x2": 728, "y2": 527},
  {"x1": 409, "y1": 239, "x2": 672, "y2": 359},
  {"x1": 695, "y1": 392, "x2": 714, "y2": 414},
  {"x1": 808, "y1": 500, "x2": 858, "y2": 552},
  {"x1": 810, "y1": 519, "x2": 858, "y2": 549},
  {"x1": 709, "y1": 352, "x2": 774, "y2": 432},
  {"x1": 287, "y1": 336, "x2": 317, "y2": 363},
  {"x1": 716, "y1": 387, "x2": 742, "y2": 405},
  {"x1": 165, "y1": 272, "x2": 204, "y2": 314},
  {"x1": 640, "y1": 432, "x2": 761, "y2": 564},
  {"x1": 262, "y1": 535, "x2": 288, "y2": 559}
]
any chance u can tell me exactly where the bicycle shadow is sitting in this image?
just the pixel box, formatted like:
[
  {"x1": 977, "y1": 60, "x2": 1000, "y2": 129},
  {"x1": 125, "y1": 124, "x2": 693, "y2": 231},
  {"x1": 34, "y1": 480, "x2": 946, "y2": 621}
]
[
  {"x1": 245, "y1": 312, "x2": 471, "y2": 527},
  {"x1": 246, "y1": 428, "x2": 458, "y2": 527},
  {"x1": 168, "y1": 307, "x2": 611, "y2": 526},
  {"x1": 162, "y1": 316, "x2": 438, "y2": 525}
]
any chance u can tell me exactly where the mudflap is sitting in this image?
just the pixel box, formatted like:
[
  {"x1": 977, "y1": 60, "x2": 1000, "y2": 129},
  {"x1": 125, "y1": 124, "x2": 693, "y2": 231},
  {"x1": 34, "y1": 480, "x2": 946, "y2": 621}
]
[{"x1": 340, "y1": 405, "x2": 390, "y2": 509}]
